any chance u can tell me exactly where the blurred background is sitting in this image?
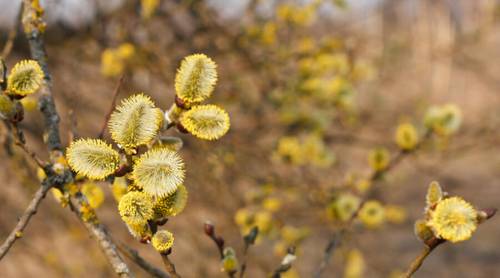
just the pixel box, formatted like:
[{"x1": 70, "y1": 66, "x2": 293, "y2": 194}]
[{"x1": 0, "y1": 0, "x2": 499, "y2": 277}]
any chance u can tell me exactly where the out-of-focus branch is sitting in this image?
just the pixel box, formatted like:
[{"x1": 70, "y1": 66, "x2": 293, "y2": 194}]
[
  {"x1": 313, "y1": 229, "x2": 345, "y2": 278},
  {"x1": 117, "y1": 242, "x2": 170, "y2": 278},
  {"x1": 239, "y1": 226, "x2": 258, "y2": 278},
  {"x1": 270, "y1": 247, "x2": 296, "y2": 278},
  {"x1": 1, "y1": 2, "x2": 23, "y2": 58},
  {"x1": 0, "y1": 182, "x2": 51, "y2": 259},
  {"x1": 98, "y1": 75, "x2": 124, "y2": 139},
  {"x1": 316, "y1": 132, "x2": 432, "y2": 277}
]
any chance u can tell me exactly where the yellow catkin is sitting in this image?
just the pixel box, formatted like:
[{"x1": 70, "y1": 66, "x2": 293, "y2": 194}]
[
  {"x1": 368, "y1": 148, "x2": 390, "y2": 172},
  {"x1": 395, "y1": 123, "x2": 418, "y2": 150},
  {"x1": 358, "y1": 201, "x2": 385, "y2": 228},
  {"x1": 66, "y1": 138, "x2": 120, "y2": 180},
  {"x1": 81, "y1": 182, "x2": 105, "y2": 209},
  {"x1": 132, "y1": 148, "x2": 185, "y2": 197},
  {"x1": 153, "y1": 184, "x2": 188, "y2": 219},
  {"x1": 425, "y1": 181, "x2": 443, "y2": 209},
  {"x1": 221, "y1": 247, "x2": 239, "y2": 274},
  {"x1": 7, "y1": 60, "x2": 44, "y2": 96},
  {"x1": 427, "y1": 197, "x2": 478, "y2": 243},
  {"x1": 118, "y1": 191, "x2": 154, "y2": 225},
  {"x1": 180, "y1": 104, "x2": 230, "y2": 140},
  {"x1": 175, "y1": 54, "x2": 217, "y2": 105},
  {"x1": 151, "y1": 230, "x2": 174, "y2": 253},
  {"x1": 108, "y1": 94, "x2": 163, "y2": 151}
]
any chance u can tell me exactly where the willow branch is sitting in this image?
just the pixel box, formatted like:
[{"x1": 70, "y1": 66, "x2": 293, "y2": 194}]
[
  {"x1": 1, "y1": 2, "x2": 22, "y2": 58},
  {"x1": 117, "y1": 242, "x2": 170, "y2": 278},
  {"x1": 98, "y1": 75, "x2": 124, "y2": 139},
  {"x1": 22, "y1": 0, "x2": 62, "y2": 154},
  {"x1": 313, "y1": 229, "x2": 345, "y2": 278},
  {"x1": 160, "y1": 253, "x2": 181, "y2": 278},
  {"x1": 0, "y1": 182, "x2": 51, "y2": 260},
  {"x1": 69, "y1": 194, "x2": 133, "y2": 277},
  {"x1": 404, "y1": 245, "x2": 435, "y2": 278}
]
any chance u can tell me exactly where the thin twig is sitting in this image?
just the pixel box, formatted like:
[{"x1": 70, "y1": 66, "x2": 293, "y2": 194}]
[
  {"x1": 404, "y1": 245, "x2": 434, "y2": 278},
  {"x1": 1, "y1": 2, "x2": 23, "y2": 58},
  {"x1": 239, "y1": 226, "x2": 258, "y2": 278},
  {"x1": 117, "y1": 242, "x2": 170, "y2": 278},
  {"x1": 69, "y1": 194, "x2": 133, "y2": 277},
  {"x1": 12, "y1": 123, "x2": 47, "y2": 168},
  {"x1": 22, "y1": 0, "x2": 62, "y2": 154},
  {"x1": 316, "y1": 132, "x2": 433, "y2": 277},
  {"x1": 98, "y1": 75, "x2": 124, "y2": 139},
  {"x1": 313, "y1": 229, "x2": 345, "y2": 278},
  {"x1": 0, "y1": 182, "x2": 51, "y2": 259},
  {"x1": 270, "y1": 247, "x2": 296, "y2": 278},
  {"x1": 404, "y1": 237, "x2": 444, "y2": 278},
  {"x1": 160, "y1": 253, "x2": 181, "y2": 278}
]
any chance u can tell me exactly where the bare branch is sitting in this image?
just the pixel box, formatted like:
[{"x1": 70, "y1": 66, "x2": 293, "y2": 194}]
[
  {"x1": 98, "y1": 75, "x2": 124, "y2": 139},
  {"x1": 160, "y1": 253, "x2": 181, "y2": 278},
  {"x1": 1, "y1": 2, "x2": 23, "y2": 58},
  {"x1": 69, "y1": 194, "x2": 134, "y2": 277},
  {"x1": 0, "y1": 182, "x2": 51, "y2": 259},
  {"x1": 22, "y1": 0, "x2": 62, "y2": 154},
  {"x1": 117, "y1": 242, "x2": 170, "y2": 278}
]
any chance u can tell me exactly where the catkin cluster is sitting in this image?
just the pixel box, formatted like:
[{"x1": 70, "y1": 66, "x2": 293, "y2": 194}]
[{"x1": 65, "y1": 54, "x2": 229, "y2": 253}]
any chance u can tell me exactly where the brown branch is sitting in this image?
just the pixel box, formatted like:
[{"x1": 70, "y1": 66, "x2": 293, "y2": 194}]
[
  {"x1": 11, "y1": 123, "x2": 47, "y2": 168},
  {"x1": 98, "y1": 75, "x2": 124, "y2": 139},
  {"x1": 404, "y1": 245, "x2": 435, "y2": 278},
  {"x1": 404, "y1": 236, "x2": 445, "y2": 278},
  {"x1": 204, "y1": 221, "x2": 225, "y2": 259},
  {"x1": 0, "y1": 182, "x2": 51, "y2": 259},
  {"x1": 69, "y1": 194, "x2": 133, "y2": 277},
  {"x1": 22, "y1": 0, "x2": 62, "y2": 154},
  {"x1": 160, "y1": 252, "x2": 181, "y2": 278},
  {"x1": 1, "y1": 2, "x2": 23, "y2": 58},
  {"x1": 117, "y1": 242, "x2": 170, "y2": 278}
]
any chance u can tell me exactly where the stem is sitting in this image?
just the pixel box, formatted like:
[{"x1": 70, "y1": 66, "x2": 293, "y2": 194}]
[
  {"x1": 117, "y1": 242, "x2": 169, "y2": 278},
  {"x1": 98, "y1": 75, "x2": 124, "y2": 139},
  {"x1": 0, "y1": 182, "x2": 51, "y2": 260},
  {"x1": 313, "y1": 229, "x2": 344, "y2": 278},
  {"x1": 160, "y1": 253, "x2": 181, "y2": 278},
  {"x1": 69, "y1": 194, "x2": 133, "y2": 277},
  {"x1": 22, "y1": 0, "x2": 63, "y2": 155},
  {"x1": 404, "y1": 245, "x2": 435, "y2": 278}
]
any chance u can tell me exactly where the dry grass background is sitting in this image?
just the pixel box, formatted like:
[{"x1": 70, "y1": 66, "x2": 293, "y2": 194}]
[{"x1": 1, "y1": 1, "x2": 500, "y2": 277}]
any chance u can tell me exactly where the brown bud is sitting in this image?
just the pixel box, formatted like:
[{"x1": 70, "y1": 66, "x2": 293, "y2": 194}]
[
  {"x1": 216, "y1": 236, "x2": 225, "y2": 247},
  {"x1": 478, "y1": 208, "x2": 497, "y2": 223},
  {"x1": 176, "y1": 122, "x2": 189, "y2": 134},
  {"x1": 204, "y1": 221, "x2": 215, "y2": 236},
  {"x1": 114, "y1": 164, "x2": 132, "y2": 177},
  {"x1": 175, "y1": 95, "x2": 188, "y2": 109},
  {"x1": 156, "y1": 218, "x2": 168, "y2": 226}
]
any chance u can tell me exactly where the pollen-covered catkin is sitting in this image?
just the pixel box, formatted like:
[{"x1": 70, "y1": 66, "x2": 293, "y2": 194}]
[
  {"x1": 175, "y1": 54, "x2": 217, "y2": 105},
  {"x1": 179, "y1": 104, "x2": 230, "y2": 140},
  {"x1": 66, "y1": 138, "x2": 120, "y2": 180},
  {"x1": 7, "y1": 60, "x2": 44, "y2": 97},
  {"x1": 132, "y1": 148, "x2": 185, "y2": 197}
]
